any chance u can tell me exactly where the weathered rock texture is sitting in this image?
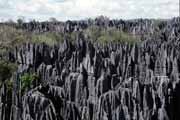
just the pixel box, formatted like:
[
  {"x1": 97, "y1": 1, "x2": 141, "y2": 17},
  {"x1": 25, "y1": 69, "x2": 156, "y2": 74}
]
[{"x1": 0, "y1": 17, "x2": 180, "y2": 120}]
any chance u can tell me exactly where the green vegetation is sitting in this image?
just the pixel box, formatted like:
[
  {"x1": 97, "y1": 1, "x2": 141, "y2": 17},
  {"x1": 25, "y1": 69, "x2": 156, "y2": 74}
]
[
  {"x1": 0, "y1": 25, "x2": 27, "y2": 54},
  {"x1": 20, "y1": 73, "x2": 39, "y2": 94},
  {"x1": 0, "y1": 25, "x2": 64, "y2": 51},
  {"x1": 0, "y1": 23, "x2": 140, "y2": 53},
  {"x1": 0, "y1": 60, "x2": 17, "y2": 82},
  {"x1": 0, "y1": 60, "x2": 17, "y2": 91},
  {"x1": 84, "y1": 25, "x2": 102, "y2": 41},
  {"x1": 84, "y1": 26, "x2": 140, "y2": 44},
  {"x1": 31, "y1": 32, "x2": 64, "y2": 46},
  {"x1": 64, "y1": 32, "x2": 78, "y2": 42},
  {"x1": 0, "y1": 60, "x2": 39, "y2": 93}
]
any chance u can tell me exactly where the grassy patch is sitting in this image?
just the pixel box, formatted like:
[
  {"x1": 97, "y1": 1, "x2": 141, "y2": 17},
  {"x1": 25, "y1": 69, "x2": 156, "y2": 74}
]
[
  {"x1": 0, "y1": 24, "x2": 141, "y2": 50},
  {"x1": 84, "y1": 26, "x2": 140, "y2": 44},
  {"x1": 0, "y1": 25, "x2": 65, "y2": 50},
  {"x1": 0, "y1": 25, "x2": 27, "y2": 54},
  {"x1": 31, "y1": 32, "x2": 64, "y2": 46}
]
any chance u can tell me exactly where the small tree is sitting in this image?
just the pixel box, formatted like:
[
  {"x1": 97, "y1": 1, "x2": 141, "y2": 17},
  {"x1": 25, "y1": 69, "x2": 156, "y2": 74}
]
[
  {"x1": 0, "y1": 60, "x2": 17, "y2": 92},
  {"x1": 17, "y1": 16, "x2": 25, "y2": 27},
  {"x1": 0, "y1": 60, "x2": 17, "y2": 82},
  {"x1": 49, "y1": 17, "x2": 58, "y2": 23}
]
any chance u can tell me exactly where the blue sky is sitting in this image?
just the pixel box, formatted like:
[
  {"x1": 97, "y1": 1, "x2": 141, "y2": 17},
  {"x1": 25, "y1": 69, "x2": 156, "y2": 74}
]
[{"x1": 0, "y1": 0, "x2": 179, "y2": 21}]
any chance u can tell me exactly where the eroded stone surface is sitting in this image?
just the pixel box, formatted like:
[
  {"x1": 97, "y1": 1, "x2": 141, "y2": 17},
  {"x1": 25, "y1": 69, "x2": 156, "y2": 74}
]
[{"x1": 0, "y1": 17, "x2": 180, "y2": 120}]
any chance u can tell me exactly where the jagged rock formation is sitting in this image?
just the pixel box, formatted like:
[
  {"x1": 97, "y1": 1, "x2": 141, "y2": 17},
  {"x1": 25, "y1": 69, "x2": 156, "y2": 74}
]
[
  {"x1": 4, "y1": 16, "x2": 178, "y2": 36},
  {"x1": 0, "y1": 17, "x2": 180, "y2": 120}
]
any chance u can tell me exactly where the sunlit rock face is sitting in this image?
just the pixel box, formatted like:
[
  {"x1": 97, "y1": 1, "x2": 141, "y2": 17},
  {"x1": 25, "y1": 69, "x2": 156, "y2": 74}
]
[{"x1": 0, "y1": 17, "x2": 180, "y2": 120}]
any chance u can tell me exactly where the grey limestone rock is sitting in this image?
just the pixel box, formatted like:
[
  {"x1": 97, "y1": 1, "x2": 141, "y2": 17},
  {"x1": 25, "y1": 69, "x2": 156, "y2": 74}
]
[{"x1": 0, "y1": 17, "x2": 180, "y2": 120}]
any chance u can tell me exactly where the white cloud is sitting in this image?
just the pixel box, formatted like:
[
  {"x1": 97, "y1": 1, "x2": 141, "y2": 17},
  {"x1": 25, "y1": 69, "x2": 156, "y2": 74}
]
[{"x1": 0, "y1": 0, "x2": 179, "y2": 21}]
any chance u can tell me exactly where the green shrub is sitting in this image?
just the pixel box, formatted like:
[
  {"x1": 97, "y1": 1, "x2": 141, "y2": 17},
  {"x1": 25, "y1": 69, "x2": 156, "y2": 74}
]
[
  {"x1": 84, "y1": 26, "x2": 140, "y2": 44},
  {"x1": 31, "y1": 32, "x2": 64, "y2": 46},
  {"x1": 20, "y1": 73, "x2": 39, "y2": 93},
  {"x1": 84, "y1": 25, "x2": 102, "y2": 41},
  {"x1": 0, "y1": 25, "x2": 65, "y2": 50},
  {"x1": 65, "y1": 32, "x2": 78, "y2": 42},
  {"x1": 0, "y1": 60, "x2": 17, "y2": 91},
  {"x1": 0, "y1": 60, "x2": 17, "y2": 81},
  {"x1": 0, "y1": 25, "x2": 26, "y2": 52}
]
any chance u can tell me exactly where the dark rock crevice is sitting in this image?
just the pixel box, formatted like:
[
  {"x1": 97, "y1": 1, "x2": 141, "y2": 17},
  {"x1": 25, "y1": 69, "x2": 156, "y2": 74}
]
[{"x1": 0, "y1": 17, "x2": 180, "y2": 120}]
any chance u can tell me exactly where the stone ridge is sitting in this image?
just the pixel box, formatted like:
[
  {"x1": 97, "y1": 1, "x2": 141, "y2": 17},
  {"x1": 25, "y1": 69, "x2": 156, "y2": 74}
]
[{"x1": 0, "y1": 17, "x2": 180, "y2": 120}]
